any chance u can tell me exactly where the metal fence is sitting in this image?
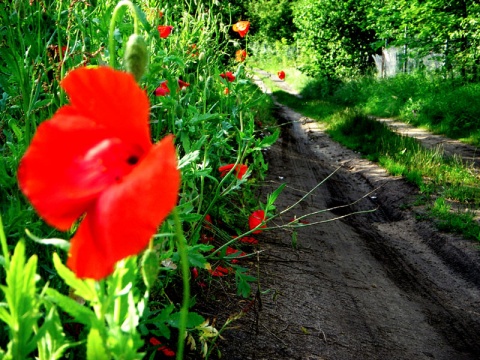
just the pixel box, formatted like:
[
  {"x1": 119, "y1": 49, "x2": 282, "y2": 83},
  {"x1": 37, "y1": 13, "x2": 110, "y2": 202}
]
[{"x1": 373, "y1": 47, "x2": 445, "y2": 78}]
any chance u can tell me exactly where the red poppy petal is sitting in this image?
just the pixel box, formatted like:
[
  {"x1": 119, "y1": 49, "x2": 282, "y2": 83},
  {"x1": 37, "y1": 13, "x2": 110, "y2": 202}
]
[
  {"x1": 18, "y1": 109, "x2": 117, "y2": 230},
  {"x1": 249, "y1": 210, "x2": 266, "y2": 234},
  {"x1": 149, "y1": 337, "x2": 162, "y2": 346},
  {"x1": 218, "y1": 164, "x2": 234, "y2": 177},
  {"x1": 67, "y1": 136, "x2": 180, "y2": 279},
  {"x1": 61, "y1": 67, "x2": 151, "y2": 153}
]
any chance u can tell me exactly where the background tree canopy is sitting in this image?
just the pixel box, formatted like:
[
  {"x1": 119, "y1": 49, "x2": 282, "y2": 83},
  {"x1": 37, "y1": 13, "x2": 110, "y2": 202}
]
[{"x1": 233, "y1": 0, "x2": 480, "y2": 80}]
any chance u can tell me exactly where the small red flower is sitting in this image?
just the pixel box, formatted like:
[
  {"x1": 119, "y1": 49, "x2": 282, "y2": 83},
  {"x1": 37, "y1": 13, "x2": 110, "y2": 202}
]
[
  {"x1": 224, "y1": 87, "x2": 230, "y2": 95},
  {"x1": 149, "y1": 337, "x2": 175, "y2": 357},
  {"x1": 220, "y1": 71, "x2": 235, "y2": 82},
  {"x1": 218, "y1": 164, "x2": 247, "y2": 179},
  {"x1": 17, "y1": 67, "x2": 180, "y2": 280},
  {"x1": 209, "y1": 265, "x2": 230, "y2": 277},
  {"x1": 204, "y1": 214, "x2": 213, "y2": 230},
  {"x1": 235, "y1": 49, "x2": 247, "y2": 62},
  {"x1": 237, "y1": 236, "x2": 258, "y2": 245},
  {"x1": 177, "y1": 79, "x2": 190, "y2": 90},
  {"x1": 277, "y1": 71, "x2": 286, "y2": 81},
  {"x1": 226, "y1": 246, "x2": 246, "y2": 263},
  {"x1": 200, "y1": 233, "x2": 214, "y2": 244},
  {"x1": 48, "y1": 45, "x2": 68, "y2": 60},
  {"x1": 155, "y1": 81, "x2": 170, "y2": 96},
  {"x1": 158, "y1": 25, "x2": 173, "y2": 38},
  {"x1": 187, "y1": 43, "x2": 199, "y2": 57},
  {"x1": 232, "y1": 21, "x2": 250, "y2": 38},
  {"x1": 249, "y1": 210, "x2": 266, "y2": 234}
]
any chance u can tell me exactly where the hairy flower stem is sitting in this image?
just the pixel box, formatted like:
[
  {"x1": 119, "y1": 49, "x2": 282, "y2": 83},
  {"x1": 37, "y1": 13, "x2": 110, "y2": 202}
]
[
  {"x1": 108, "y1": 0, "x2": 140, "y2": 69},
  {"x1": 172, "y1": 207, "x2": 190, "y2": 360}
]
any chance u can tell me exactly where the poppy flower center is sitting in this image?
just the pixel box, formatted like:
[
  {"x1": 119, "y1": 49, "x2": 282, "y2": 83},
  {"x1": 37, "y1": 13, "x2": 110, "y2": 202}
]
[
  {"x1": 127, "y1": 155, "x2": 139, "y2": 165},
  {"x1": 82, "y1": 138, "x2": 144, "y2": 183}
]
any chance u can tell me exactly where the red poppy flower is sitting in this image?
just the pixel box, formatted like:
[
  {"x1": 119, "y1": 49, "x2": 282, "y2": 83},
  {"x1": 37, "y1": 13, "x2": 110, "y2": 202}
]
[
  {"x1": 177, "y1": 79, "x2": 190, "y2": 90},
  {"x1": 17, "y1": 67, "x2": 180, "y2": 280},
  {"x1": 224, "y1": 87, "x2": 230, "y2": 95},
  {"x1": 277, "y1": 70, "x2": 286, "y2": 81},
  {"x1": 218, "y1": 164, "x2": 247, "y2": 179},
  {"x1": 158, "y1": 25, "x2": 173, "y2": 38},
  {"x1": 232, "y1": 21, "x2": 250, "y2": 38},
  {"x1": 235, "y1": 49, "x2": 247, "y2": 62},
  {"x1": 220, "y1": 71, "x2": 235, "y2": 82},
  {"x1": 249, "y1": 210, "x2": 266, "y2": 234},
  {"x1": 155, "y1": 81, "x2": 170, "y2": 96}
]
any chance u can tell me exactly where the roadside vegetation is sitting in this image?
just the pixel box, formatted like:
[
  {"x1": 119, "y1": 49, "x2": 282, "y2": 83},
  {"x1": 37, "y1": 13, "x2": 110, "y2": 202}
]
[
  {"x1": 0, "y1": 1, "x2": 281, "y2": 359},
  {"x1": 248, "y1": 46, "x2": 480, "y2": 243}
]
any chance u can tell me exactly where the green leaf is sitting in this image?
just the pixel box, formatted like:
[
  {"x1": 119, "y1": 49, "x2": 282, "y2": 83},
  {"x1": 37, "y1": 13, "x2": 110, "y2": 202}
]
[
  {"x1": 148, "y1": 304, "x2": 175, "y2": 339},
  {"x1": 141, "y1": 249, "x2": 160, "y2": 289},
  {"x1": 235, "y1": 268, "x2": 256, "y2": 298},
  {"x1": 0, "y1": 305, "x2": 12, "y2": 326},
  {"x1": 178, "y1": 150, "x2": 200, "y2": 169},
  {"x1": 45, "y1": 288, "x2": 97, "y2": 327},
  {"x1": 52, "y1": 253, "x2": 97, "y2": 302},
  {"x1": 267, "y1": 183, "x2": 286, "y2": 208},
  {"x1": 86, "y1": 327, "x2": 109, "y2": 360},
  {"x1": 167, "y1": 311, "x2": 204, "y2": 329},
  {"x1": 253, "y1": 129, "x2": 280, "y2": 150}
]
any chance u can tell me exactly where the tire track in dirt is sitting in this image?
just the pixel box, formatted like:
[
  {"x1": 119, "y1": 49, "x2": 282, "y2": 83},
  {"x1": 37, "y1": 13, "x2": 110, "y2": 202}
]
[{"x1": 215, "y1": 73, "x2": 480, "y2": 360}]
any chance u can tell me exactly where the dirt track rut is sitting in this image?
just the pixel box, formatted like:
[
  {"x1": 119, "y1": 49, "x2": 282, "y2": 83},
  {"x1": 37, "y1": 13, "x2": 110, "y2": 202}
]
[{"x1": 215, "y1": 74, "x2": 480, "y2": 360}]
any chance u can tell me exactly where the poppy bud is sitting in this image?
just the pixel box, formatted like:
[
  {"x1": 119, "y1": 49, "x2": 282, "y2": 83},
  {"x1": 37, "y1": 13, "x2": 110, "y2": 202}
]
[
  {"x1": 124, "y1": 34, "x2": 148, "y2": 82},
  {"x1": 205, "y1": 75, "x2": 214, "y2": 89},
  {"x1": 198, "y1": 51, "x2": 205, "y2": 61},
  {"x1": 141, "y1": 248, "x2": 160, "y2": 289}
]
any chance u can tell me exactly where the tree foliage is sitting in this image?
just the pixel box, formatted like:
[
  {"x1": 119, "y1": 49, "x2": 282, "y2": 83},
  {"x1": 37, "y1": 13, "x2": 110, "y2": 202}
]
[
  {"x1": 245, "y1": 0, "x2": 480, "y2": 81},
  {"x1": 246, "y1": 0, "x2": 296, "y2": 42},
  {"x1": 292, "y1": 0, "x2": 376, "y2": 78}
]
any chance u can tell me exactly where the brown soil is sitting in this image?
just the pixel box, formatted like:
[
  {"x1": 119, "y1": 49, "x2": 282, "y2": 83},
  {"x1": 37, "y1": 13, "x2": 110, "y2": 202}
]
[{"x1": 202, "y1": 72, "x2": 480, "y2": 360}]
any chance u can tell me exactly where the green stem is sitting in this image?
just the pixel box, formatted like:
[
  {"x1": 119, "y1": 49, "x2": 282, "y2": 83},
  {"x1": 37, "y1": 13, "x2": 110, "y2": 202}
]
[
  {"x1": 0, "y1": 215, "x2": 10, "y2": 269},
  {"x1": 172, "y1": 208, "x2": 190, "y2": 360},
  {"x1": 108, "y1": 0, "x2": 139, "y2": 69}
]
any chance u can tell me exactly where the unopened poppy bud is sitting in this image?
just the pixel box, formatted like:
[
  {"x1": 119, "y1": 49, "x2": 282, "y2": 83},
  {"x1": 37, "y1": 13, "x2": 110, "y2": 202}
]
[
  {"x1": 205, "y1": 75, "x2": 214, "y2": 88},
  {"x1": 192, "y1": 267, "x2": 199, "y2": 279},
  {"x1": 141, "y1": 248, "x2": 160, "y2": 289},
  {"x1": 198, "y1": 51, "x2": 205, "y2": 61},
  {"x1": 124, "y1": 34, "x2": 148, "y2": 82}
]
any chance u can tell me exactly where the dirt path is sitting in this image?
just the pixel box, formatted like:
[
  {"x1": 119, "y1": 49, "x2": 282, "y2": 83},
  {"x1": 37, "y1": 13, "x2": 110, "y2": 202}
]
[{"x1": 213, "y1": 72, "x2": 480, "y2": 359}]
